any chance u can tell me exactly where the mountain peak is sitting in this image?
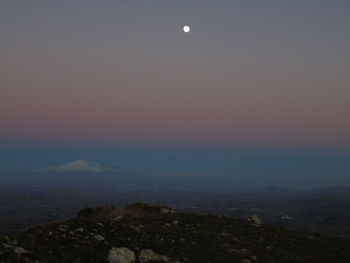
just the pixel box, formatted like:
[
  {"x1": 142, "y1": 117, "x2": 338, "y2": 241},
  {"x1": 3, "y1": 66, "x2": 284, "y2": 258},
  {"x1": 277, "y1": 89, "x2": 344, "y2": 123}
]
[{"x1": 41, "y1": 160, "x2": 119, "y2": 174}]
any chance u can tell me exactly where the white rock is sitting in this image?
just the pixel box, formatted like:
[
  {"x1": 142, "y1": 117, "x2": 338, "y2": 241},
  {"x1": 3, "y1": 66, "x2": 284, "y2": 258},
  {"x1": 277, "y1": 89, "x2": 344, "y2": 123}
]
[
  {"x1": 160, "y1": 255, "x2": 170, "y2": 262},
  {"x1": 94, "y1": 234, "x2": 105, "y2": 241},
  {"x1": 57, "y1": 225, "x2": 68, "y2": 232},
  {"x1": 113, "y1": 215, "x2": 123, "y2": 222},
  {"x1": 247, "y1": 214, "x2": 262, "y2": 225},
  {"x1": 159, "y1": 208, "x2": 174, "y2": 214},
  {"x1": 13, "y1": 247, "x2": 30, "y2": 255},
  {"x1": 2, "y1": 244, "x2": 13, "y2": 249},
  {"x1": 107, "y1": 247, "x2": 136, "y2": 263}
]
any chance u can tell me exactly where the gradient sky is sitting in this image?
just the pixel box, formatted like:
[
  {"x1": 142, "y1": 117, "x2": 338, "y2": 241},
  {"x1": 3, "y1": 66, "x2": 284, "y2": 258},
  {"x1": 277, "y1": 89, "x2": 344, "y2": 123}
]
[{"x1": 1, "y1": 1, "x2": 350, "y2": 186}]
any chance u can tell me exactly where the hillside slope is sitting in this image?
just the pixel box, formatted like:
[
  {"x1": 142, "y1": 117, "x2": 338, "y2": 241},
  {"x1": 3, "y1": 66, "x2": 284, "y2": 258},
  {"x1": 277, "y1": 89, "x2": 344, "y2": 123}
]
[{"x1": 0, "y1": 203, "x2": 349, "y2": 263}]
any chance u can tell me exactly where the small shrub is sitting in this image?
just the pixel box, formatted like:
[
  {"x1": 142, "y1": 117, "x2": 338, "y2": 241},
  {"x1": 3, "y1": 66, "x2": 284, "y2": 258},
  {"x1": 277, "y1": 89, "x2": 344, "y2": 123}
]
[
  {"x1": 126, "y1": 202, "x2": 172, "y2": 213},
  {"x1": 77, "y1": 207, "x2": 94, "y2": 218},
  {"x1": 93, "y1": 205, "x2": 121, "y2": 217}
]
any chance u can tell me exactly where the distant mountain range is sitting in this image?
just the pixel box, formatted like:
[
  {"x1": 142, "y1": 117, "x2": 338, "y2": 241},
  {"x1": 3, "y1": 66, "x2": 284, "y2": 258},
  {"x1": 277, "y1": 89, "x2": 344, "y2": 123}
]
[
  {"x1": 40, "y1": 160, "x2": 122, "y2": 174},
  {"x1": 0, "y1": 160, "x2": 134, "y2": 188},
  {"x1": 1, "y1": 160, "x2": 349, "y2": 195}
]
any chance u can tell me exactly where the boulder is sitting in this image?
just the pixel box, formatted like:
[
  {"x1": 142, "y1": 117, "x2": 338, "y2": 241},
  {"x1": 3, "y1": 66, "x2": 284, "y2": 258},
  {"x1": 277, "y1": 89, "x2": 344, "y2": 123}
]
[
  {"x1": 107, "y1": 247, "x2": 136, "y2": 263},
  {"x1": 247, "y1": 215, "x2": 262, "y2": 225},
  {"x1": 159, "y1": 208, "x2": 174, "y2": 214}
]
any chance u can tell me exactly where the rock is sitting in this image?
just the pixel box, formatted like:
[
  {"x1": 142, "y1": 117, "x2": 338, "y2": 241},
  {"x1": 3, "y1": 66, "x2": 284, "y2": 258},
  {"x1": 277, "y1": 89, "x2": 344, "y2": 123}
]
[
  {"x1": 247, "y1": 214, "x2": 262, "y2": 225},
  {"x1": 159, "y1": 208, "x2": 174, "y2": 214},
  {"x1": 113, "y1": 215, "x2": 123, "y2": 222},
  {"x1": 94, "y1": 234, "x2": 105, "y2": 241},
  {"x1": 240, "y1": 248, "x2": 249, "y2": 254},
  {"x1": 107, "y1": 247, "x2": 136, "y2": 263},
  {"x1": 139, "y1": 249, "x2": 163, "y2": 263},
  {"x1": 13, "y1": 247, "x2": 30, "y2": 255},
  {"x1": 250, "y1": 255, "x2": 257, "y2": 261},
  {"x1": 0, "y1": 236, "x2": 10, "y2": 243},
  {"x1": 2, "y1": 243, "x2": 13, "y2": 249},
  {"x1": 57, "y1": 225, "x2": 68, "y2": 232},
  {"x1": 128, "y1": 225, "x2": 141, "y2": 233},
  {"x1": 160, "y1": 255, "x2": 170, "y2": 262}
]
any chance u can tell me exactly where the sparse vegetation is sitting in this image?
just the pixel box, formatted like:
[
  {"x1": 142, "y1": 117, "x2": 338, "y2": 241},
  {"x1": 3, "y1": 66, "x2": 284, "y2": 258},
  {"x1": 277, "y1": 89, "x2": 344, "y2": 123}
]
[
  {"x1": 1, "y1": 203, "x2": 350, "y2": 262},
  {"x1": 76, "y1": 203, "x2": 174, "y2": 220},
  {"x1": 125, "y1": 202, "x2": 173, "y2": 213}
]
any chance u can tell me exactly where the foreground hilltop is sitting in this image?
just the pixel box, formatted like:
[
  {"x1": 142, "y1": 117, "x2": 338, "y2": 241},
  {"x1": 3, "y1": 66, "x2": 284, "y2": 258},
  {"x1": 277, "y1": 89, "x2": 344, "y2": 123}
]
[{"x1": 0, "y1": 203, "x2": 349, "y2": 263}]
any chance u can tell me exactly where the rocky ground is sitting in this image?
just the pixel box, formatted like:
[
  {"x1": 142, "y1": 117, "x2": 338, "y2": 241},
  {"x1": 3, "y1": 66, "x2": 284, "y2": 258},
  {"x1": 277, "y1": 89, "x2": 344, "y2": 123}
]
[{"x1": 0, "y1": 203, "x2": 349, "y2": 263}]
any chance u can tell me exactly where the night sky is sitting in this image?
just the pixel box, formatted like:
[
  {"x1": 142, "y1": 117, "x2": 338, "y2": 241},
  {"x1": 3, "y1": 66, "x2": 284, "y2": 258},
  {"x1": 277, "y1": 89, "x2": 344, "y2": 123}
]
[{"x1": 1, "y1": 1, "x2": 350, "y2": 187}]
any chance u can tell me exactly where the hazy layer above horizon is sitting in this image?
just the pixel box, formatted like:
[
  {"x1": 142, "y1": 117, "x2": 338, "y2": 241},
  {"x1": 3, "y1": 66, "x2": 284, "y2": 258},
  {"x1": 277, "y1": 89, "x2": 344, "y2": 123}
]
[{"x1": 0, "y1": 144, "x2": 349, "y2": 189}]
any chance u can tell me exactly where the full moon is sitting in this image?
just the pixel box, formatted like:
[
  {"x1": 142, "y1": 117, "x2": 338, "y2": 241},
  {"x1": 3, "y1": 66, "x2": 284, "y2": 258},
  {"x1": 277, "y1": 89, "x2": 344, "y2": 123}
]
[{"x1": 183, "y1": 25, "x2": 190, "y2": 33}]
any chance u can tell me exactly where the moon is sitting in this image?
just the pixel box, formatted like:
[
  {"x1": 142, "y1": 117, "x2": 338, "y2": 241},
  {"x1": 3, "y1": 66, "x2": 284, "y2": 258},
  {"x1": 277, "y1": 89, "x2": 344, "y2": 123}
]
[{"x1": 183, "y1": 25, "x2": 190, "y2": 33}]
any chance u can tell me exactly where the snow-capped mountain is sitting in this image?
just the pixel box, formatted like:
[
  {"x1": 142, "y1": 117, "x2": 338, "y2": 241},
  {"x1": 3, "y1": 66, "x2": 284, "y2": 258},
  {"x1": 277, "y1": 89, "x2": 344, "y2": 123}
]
[{"x1": 40, "y1": 160, "x2": 120, "y2": 174}]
